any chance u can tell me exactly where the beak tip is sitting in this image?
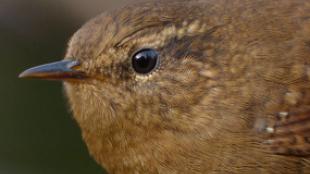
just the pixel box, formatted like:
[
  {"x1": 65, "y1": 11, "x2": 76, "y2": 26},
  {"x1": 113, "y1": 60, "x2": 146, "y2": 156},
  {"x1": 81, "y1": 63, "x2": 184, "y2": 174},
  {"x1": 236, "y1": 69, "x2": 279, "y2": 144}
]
[
  {"x1": 18, "y1": 70, "x2": 29, "y2": 78},
  {"x1": 18, "y1": 68, "x2": 38, "y2": 79}
]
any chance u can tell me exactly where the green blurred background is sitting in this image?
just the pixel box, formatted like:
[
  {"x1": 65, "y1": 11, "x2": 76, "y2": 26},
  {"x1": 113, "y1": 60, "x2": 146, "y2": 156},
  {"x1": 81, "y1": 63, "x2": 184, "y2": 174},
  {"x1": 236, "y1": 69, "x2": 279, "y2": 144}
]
[{"x1": 0, "y1": 0, "x2": 137, "y2": 173}]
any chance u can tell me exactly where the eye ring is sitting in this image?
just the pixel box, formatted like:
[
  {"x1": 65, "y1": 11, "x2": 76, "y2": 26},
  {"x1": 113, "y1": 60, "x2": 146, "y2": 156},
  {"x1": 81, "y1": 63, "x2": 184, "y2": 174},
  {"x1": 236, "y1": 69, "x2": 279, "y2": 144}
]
[{"x1": 131, "y1": 48, "x2": 160, "y2": 74}]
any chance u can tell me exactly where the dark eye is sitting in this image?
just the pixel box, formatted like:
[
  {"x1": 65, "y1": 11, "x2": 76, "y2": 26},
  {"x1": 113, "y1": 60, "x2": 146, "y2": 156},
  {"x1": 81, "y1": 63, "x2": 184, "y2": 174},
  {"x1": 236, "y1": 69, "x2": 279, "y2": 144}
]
[{"x1": 132, "y1": 48, "x2": 159, "y2": 74}]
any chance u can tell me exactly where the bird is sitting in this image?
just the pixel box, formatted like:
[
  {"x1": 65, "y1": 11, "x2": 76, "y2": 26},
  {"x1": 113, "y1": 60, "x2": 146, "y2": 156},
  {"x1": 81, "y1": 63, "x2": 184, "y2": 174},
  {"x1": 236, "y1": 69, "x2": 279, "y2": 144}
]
[{"x1": 19, "y1": 0, "x2": 310, "y2": 173}]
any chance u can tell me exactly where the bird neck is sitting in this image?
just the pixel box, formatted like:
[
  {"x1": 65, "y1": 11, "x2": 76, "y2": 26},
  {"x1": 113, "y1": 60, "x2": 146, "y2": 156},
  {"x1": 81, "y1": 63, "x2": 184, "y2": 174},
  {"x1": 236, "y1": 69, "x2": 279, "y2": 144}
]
[{"x1": 80, "y1": 117, "x2": 265, "y2": 174}]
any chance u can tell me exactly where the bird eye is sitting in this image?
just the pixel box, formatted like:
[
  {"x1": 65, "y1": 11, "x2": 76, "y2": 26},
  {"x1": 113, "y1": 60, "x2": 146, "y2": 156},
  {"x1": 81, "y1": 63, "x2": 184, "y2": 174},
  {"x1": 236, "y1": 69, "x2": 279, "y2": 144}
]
[{"x1": 132, "y1": 48, "x2": 159, "y2": 74}]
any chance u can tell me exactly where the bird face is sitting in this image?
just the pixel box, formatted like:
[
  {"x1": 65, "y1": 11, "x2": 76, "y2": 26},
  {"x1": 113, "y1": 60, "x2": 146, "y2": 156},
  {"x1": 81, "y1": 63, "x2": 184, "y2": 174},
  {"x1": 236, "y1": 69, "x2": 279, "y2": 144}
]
[{"x1": 62, "y1": 3, "x2": 231, "y2": 136}]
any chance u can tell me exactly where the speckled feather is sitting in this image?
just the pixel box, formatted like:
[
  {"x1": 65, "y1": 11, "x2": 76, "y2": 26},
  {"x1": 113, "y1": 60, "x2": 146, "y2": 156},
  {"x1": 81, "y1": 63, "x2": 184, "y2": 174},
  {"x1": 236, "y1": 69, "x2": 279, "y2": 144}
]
[{"x1": 64, "y1": 0, "x2": 310, "y2": 173}]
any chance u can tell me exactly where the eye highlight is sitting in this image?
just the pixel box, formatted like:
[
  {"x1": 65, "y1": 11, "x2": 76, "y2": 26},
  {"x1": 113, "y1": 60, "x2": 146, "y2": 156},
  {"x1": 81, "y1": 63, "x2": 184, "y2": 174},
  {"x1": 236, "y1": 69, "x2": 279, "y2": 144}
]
[{"x1": 132, "y1": 48, "x2": 159, "y2": 74}]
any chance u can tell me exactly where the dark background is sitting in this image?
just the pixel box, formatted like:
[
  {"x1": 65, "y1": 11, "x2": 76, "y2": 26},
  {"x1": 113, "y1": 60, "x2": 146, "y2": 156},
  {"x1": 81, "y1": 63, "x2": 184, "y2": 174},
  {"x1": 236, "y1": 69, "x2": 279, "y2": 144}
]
[{"x1": 0, "y1": 0, "x2": 137, "y2": 173}]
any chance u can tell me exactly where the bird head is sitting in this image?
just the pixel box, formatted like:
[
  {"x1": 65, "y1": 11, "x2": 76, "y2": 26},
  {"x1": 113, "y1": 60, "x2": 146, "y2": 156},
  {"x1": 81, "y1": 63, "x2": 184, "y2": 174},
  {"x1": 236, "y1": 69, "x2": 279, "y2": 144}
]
[{"x1": 20, "y1": 1, "x2": 235, "y2": 135}]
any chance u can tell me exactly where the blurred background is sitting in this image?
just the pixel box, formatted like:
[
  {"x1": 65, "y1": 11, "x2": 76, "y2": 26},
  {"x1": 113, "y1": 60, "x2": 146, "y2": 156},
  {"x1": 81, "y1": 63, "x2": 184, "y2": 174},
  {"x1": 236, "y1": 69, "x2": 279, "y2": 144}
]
[{"x1": 0, "y1": 0, "x2": 139, "y2": 173}]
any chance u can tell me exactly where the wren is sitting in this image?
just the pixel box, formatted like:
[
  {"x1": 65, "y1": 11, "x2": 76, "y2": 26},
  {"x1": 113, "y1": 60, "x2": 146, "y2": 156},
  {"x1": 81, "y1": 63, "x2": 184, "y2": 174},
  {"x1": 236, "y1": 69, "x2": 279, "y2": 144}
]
[{"x1": 20, "y1": 0, "x2": 310, "y2": 173}]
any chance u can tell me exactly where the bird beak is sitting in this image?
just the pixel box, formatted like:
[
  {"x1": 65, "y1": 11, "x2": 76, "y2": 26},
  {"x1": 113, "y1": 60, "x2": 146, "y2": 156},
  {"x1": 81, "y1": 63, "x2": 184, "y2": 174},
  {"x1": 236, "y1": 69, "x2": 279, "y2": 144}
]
[{"x1": 19, "y1": 60, "x2": 86, "y2": 80}]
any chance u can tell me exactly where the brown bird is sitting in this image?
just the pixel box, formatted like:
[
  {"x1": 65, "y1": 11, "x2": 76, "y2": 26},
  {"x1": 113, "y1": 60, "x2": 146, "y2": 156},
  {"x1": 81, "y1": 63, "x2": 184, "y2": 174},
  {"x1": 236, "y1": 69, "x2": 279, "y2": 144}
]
[{"x1": 19, "y1": 0, "x2": 310, "y2": 173}]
